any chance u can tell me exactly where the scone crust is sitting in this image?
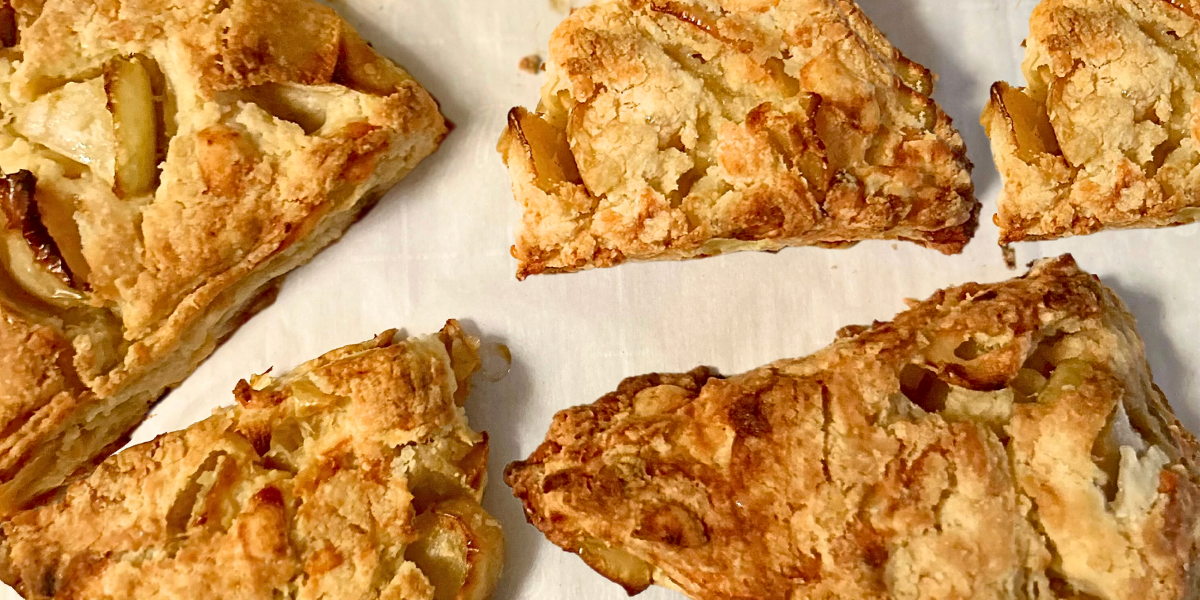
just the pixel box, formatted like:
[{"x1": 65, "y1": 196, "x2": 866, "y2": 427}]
[
  {"x1": 983, "y1": 0, "x2": 1200, "y2": 242},
  {"x1": 0, "y1": 0, "x2": 446, "y2": 513},
  {"x1": 0, "y1": 321, "x2": 502, "y2": 600},
  {"x1": 506, "y1": 255, "x2": 1200, "y2": 600},
  {"x1": 499, "y1": 0, "x2": 977, "y2": 278}
]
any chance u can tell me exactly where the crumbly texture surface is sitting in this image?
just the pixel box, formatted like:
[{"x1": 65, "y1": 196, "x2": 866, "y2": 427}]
[
  {"x1": 499, "y1": 0, "x2": 977, "y2": 278},
  {"x1": 983, "y1": 0, "x2": 1200, "y2": 243},
  {"x1": 0, "y1": 0, "x2": 446, "y2": 515},
  {"x1": 506, "y1": 256, "x2": 1200, "y2": 600},
  {"x1": 0, "y1": 321, "x2": 505, "y2": 600}
]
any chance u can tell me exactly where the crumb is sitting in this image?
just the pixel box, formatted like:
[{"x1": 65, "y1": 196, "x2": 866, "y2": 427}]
[
  {"x1": 550, "y1": 0, "x2": 570, "y2": 12},
  {"x1": 519, "y1": 54, "x2": 544, "y2": 75},
  {"x1": 891, "y1": 243, "x2": 899, "y2": 250},
  {"x1": 1002, "y1": 245, "x2": 1017, "y2": 270},
  {"x1": 481, "y1": 343, "x2": 513, "y2": 382}
]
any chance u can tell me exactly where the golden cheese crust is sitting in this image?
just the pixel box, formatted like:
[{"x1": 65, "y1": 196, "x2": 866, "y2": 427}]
[
  {"x1": 506, "y1": 256, "x2": 1200, "y2": 600},
  {"x1": 0, "y1": 321, "x2": 505, "y2": 600},
  {"x1": 0, "y1": 0, "x2": 446, "y2": 515},
  {"x1": 499, "y1": 0, "x2": 977, "y2": 279},
  {"x1": 983, "y1": 0, "x2": 1200, "y2": 243}
]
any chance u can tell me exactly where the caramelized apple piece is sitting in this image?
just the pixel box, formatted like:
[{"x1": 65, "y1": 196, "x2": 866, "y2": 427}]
[
  {"x1": 406, "y1": 436, "x2": 490, "y2": 512},
  {"x1": 404, "y1": 498, "x2": 505, "y2": 600},
  {"x1": 576, "y1": 537, "x2": 655, "y2": 595},
  {"x1": 503, "y1": 107, "x2": 582, "y2": 192},
  {"x1": 0, "y1": 171, "x2": 81, "y2": 303},
  {"x1": 234, "y1": 83, "x2": 328, "y2": 135},
  {"x1": 1009, "y1": 367, "x2": 1048, "y2": 402},
  {"x1": 895, "y1": 56, "x2": 934, "y2": 97},
  {"x1": 989, "y1": 82, "x2": 1061, "y2": 163},
  {"x1": 107, "y1": 57, "x2": 158, "y2": 197}
]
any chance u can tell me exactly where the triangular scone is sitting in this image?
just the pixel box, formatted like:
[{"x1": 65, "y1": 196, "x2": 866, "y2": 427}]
[
  {"x1": 983, "y1": 0, "x2": 1200, "y2": 243},
  {"x1": 499, "y1": 0, "x2": 977, "y2": 278},
  {"x1": 507, "y1": 256, "x2": 1200, "y2": 600},
  {"x1": 0, "y1": 0, "x2": 446, "y2": 515},
  {"x1": 0, "y1": 321, "x2": 505, "y2": 600}
]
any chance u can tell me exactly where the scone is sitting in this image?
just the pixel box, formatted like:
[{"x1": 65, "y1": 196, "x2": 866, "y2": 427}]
[
  {"x1": 499, "y1": 0, "x2": 977, "y2": 278},
  {"x1": 506, "y1": 256, "x2": 1200, "y2": 599},
  {"x1": 983, "y1": 0, "x2": 1200, "y2": 243},
  {"x1": 0, "y1": 320, "x2": 504, "y2": 600},
  {"x1": 0, "y1": 0, "x2": 446, "y2": 515}
]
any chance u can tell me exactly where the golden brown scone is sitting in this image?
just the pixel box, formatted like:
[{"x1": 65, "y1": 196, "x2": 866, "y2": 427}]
[
  {"x1": 506, "y1": 256, "x2": 1200, "y2": 600},
  {"x1": 983, "y1": 0, "x2": 1200, "y2": 243},
  {"x1": 498, "y1": 0, "x2": 977, "y2": 279},
  {"x1": 0, "y1": 0, "x2": 447, "y2": 515},
  {"x1": 0, "y1": 320, "x2": 505, "y2": 600}
]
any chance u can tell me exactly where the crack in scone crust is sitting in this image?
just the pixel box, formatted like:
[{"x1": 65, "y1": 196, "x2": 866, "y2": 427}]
[
  {"x1": 0, "y1": 322, "x2": 505, "y2": 600},
  {"x1": 984, "y1": 0, "x2": 1200, "y2": 243},
  {"x1": 0, "y1": 0, "x2": 446, "y2": 515},
  {"x1": 506, "y1": 255, "x2": 1200, "y2": 600},
  {"x1": 499, "y1": 0, "x2": 977, "y2": 278}
]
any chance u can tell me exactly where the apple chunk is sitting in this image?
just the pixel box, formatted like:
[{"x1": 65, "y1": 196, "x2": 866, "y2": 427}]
[
  {"x1": 576, "y1": 537, "x2": 655, "y2": 595},
  {"x1": 502, "y1": 107, "x2": 582, "y2": 192},
  {"x1": 987, "y1": 82, "x2": 1061, "y2": 163},
  {"x1": 0, "y1": 170, "x2": 82, "y2": 304},
  {"x1": 12, "y1": 78, "x2": 116, "y2": 181},
  {"x1": 404, "y1": 498, "x2": 505, "y2": 600},
  {"x1": 106, "y1": 57, "x2": 158, "y2": 197}
]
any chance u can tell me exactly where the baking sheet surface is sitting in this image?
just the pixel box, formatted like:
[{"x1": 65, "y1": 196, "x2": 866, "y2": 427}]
[{"x1": 6, "y1": 0, "x2": 1200, "y2": 598}]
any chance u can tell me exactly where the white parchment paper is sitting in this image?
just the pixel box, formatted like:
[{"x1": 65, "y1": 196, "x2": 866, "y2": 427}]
[{"x1": 6, "y1": 0, "x2": 1199, "y2": 598}]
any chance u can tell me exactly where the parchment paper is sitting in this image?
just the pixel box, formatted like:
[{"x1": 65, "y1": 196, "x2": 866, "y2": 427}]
[{"x1": 6, "y1": 0, "x2": 1199, "y2": 598}]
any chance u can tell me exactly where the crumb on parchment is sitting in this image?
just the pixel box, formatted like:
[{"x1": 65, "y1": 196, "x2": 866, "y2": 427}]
[
  {"x1": 1003, "y1": 245, "x2": 1017, "y2": 270},
  {"x1": 519, "y1": 54, "x2": 543, "y2": 74}
]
